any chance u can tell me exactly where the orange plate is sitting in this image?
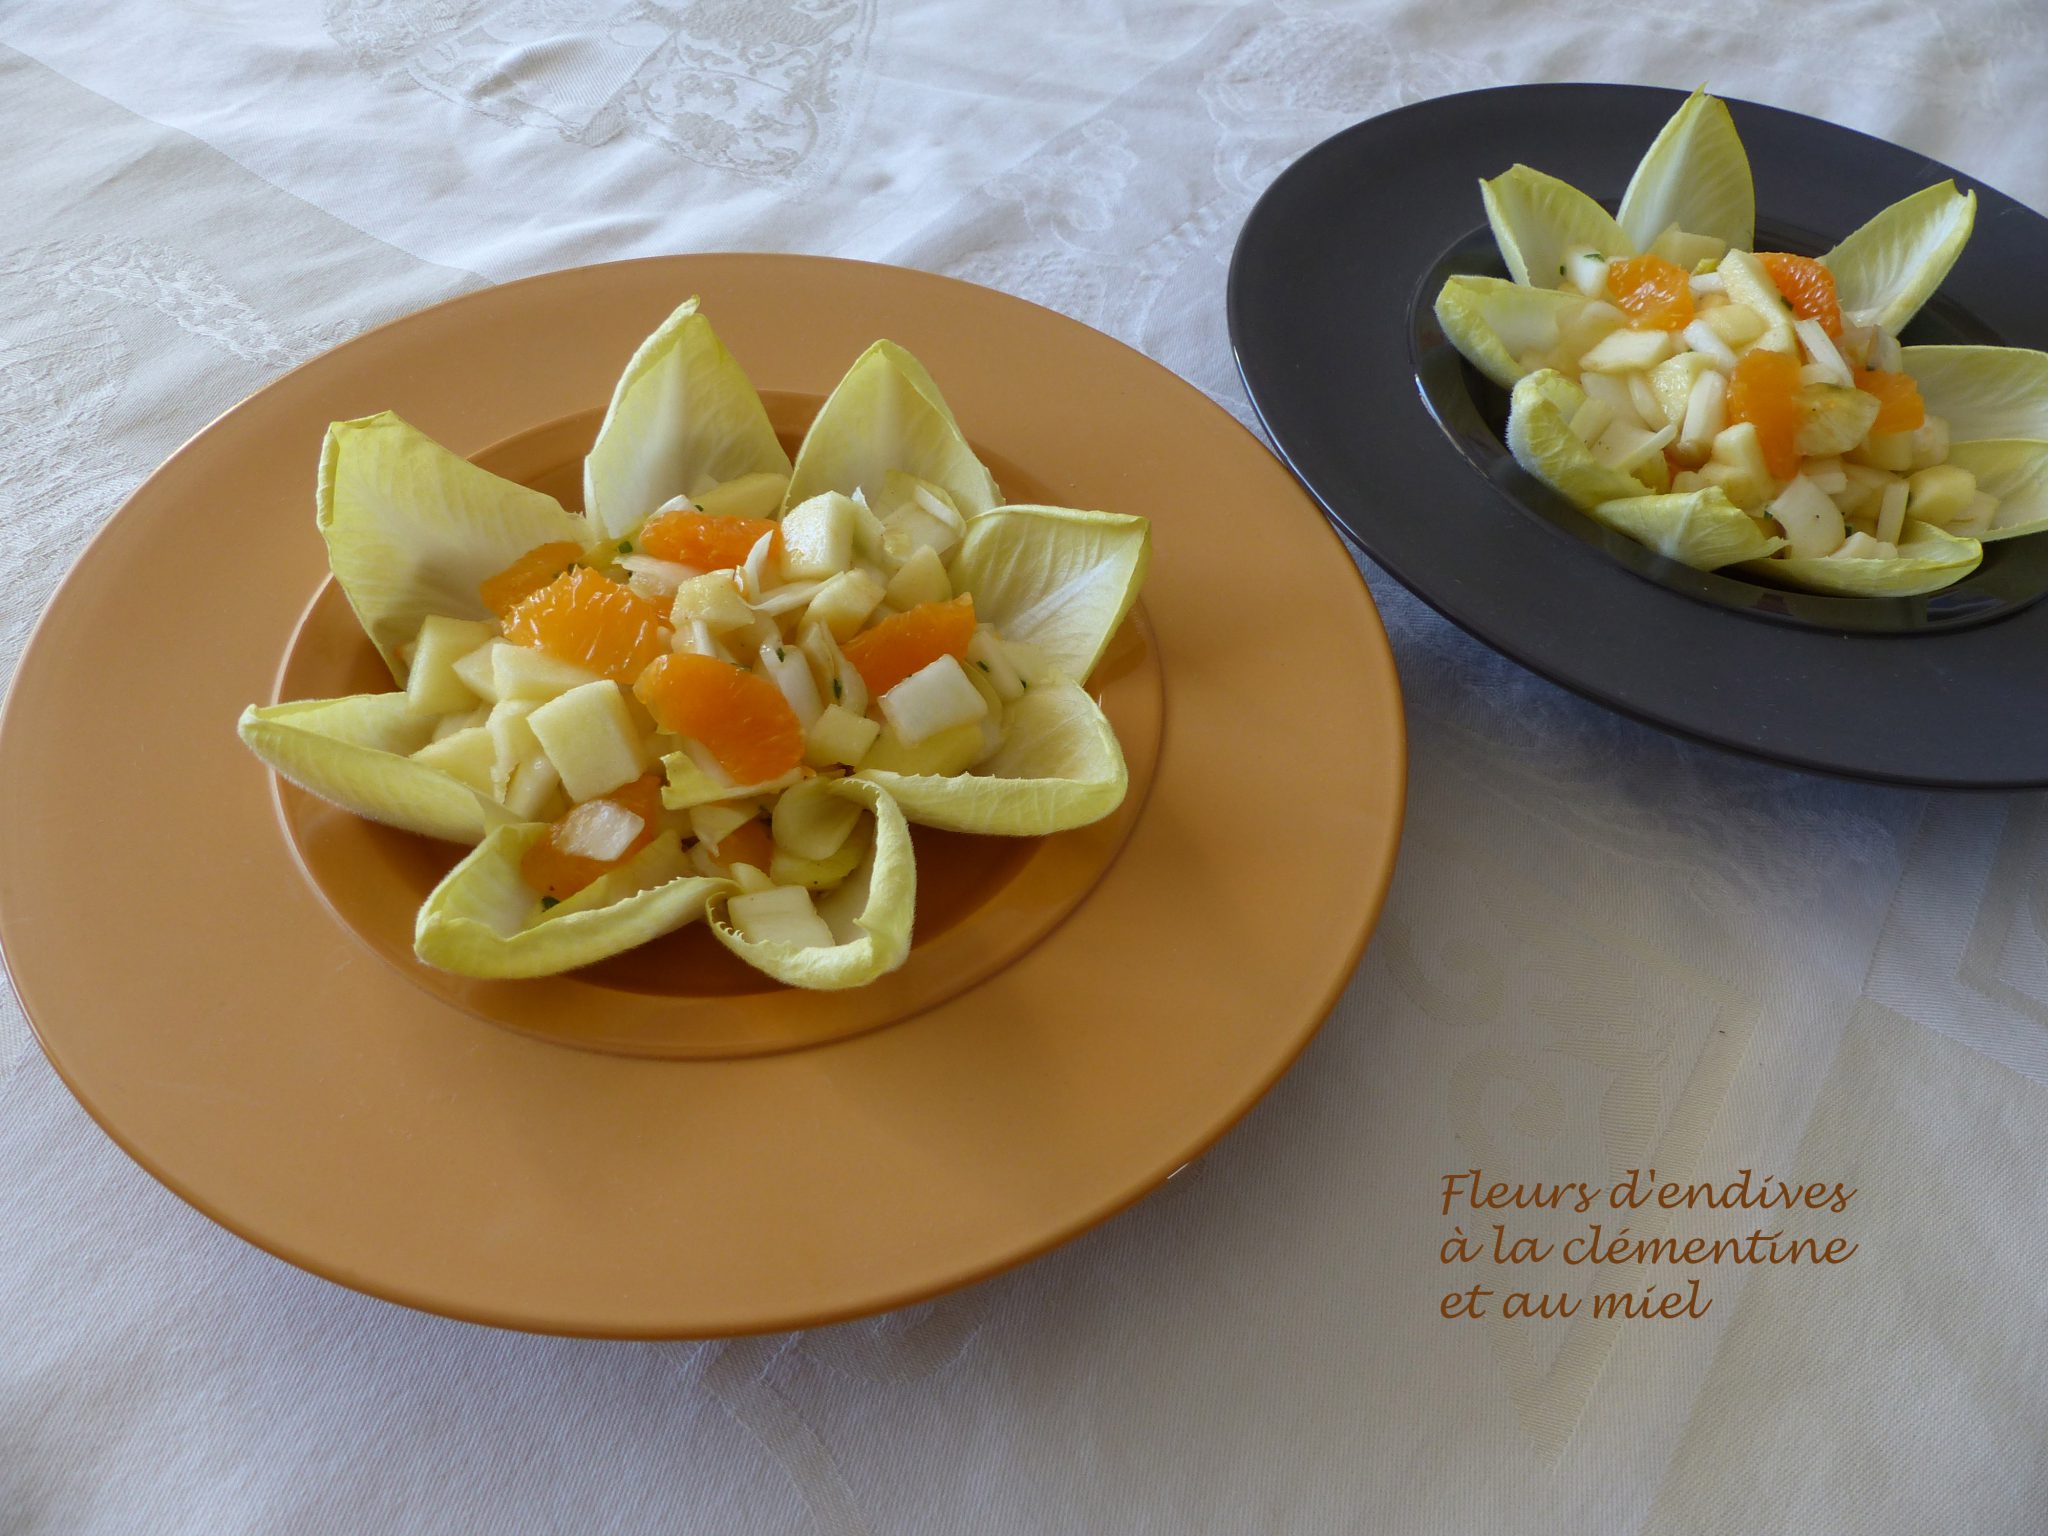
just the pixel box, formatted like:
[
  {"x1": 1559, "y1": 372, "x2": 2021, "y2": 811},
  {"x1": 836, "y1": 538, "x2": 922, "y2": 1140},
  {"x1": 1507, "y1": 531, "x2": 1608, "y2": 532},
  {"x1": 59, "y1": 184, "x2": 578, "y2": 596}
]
[{"x1": 0, "y1": 256, "x2": 1406, "y2": 1337}]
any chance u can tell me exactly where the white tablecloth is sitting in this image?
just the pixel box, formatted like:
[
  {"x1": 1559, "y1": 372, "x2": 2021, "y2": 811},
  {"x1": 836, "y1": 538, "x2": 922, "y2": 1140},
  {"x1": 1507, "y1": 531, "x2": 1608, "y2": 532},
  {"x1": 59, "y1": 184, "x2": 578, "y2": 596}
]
[{"x1": 4, "y1": 4, "x2": 2046, "y2": 1532}]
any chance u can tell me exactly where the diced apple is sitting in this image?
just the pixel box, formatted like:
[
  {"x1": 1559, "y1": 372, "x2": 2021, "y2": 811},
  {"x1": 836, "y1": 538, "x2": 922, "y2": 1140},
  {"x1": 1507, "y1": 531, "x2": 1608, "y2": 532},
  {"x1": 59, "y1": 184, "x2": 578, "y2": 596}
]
[
  {"x1": 450, "y1": 639, "x2": 505, "y2": 704},
  {"x1": 1681, "y1": 319, "x2": 1739, "y2": 371},
  {"x1": 410, "y1": 724, "x2": 496, "y2": 794},
  {"x1": 803, "y1": 570, "x2": 886, "y2": 640},
  {"x1": 883, "y1": 544, "x2": 952, "y2": 610},
  {"x1": 1649, "y1": 224, "x2": 1726, "y2": 271},
  {"x1": 1829, "y1": 532, "x2": 1897, "y2": 560},
  {"x1": 502, "y1": 753, "x2": 563, "y2": 820},
  {"x1": 406, "y1": 616, "x2": 495, "y2": 716},
  {"x1": 1559, "y1": 299, "x2": 1624, "y2": 356},
  {"x1": 1568, "y1": 395, "x2": 1615, "y2": 445},
  {"x1": 1578, "y1": 372, "x2": 1643, "y2": 429},
  {"x1": 1875, "y1": 480, "x2": 1909, "y2": 545},
  {"x1": 861, "y1": 719, "x2": 985, "y2": 777},
  {"x1": 1703, "y1": 303, "x2": 1767, "y2": 350},
  {"x1": 493, "y1": 644, "x2": 604, "y2": 702},
  {"x1": 1563, "y1": 246, "x2": 1610, "y2": 298},
  {"x1": 1579, "y1": 327, "x2": 1675, "y2": 374},
  {"x1": 527, "y1": 680, "x2": 647, "y2": 801},
  {"x1": 771, "y1": 777, "x2": 863, "y2": 861},
  {"x1": 1847, "y1": 430, "x2": 1916, "y2": 473},
  {"x1": 725, "y1": 885, "x2": 835, "y2": 949},
  {"x1": 694, "y1": 472, "x2": 789, "y2": 521},
  {"x1": 1802, "y1": 457, "x2": 1848, "y2": 495},
  {"x1": 804, "y1": 703, "x2": 882, "y2": 769},
  {"x1": 1674, "y1": 368, "x2": 1728, "y2": 466},
  {"x1": 731, "y1": 861, "x2": 776, "y2": 895},
  {"x1": 1905, "y1": 416, "x2": 1950, "y2": 472},
  {"x1": 1650, "y1": 352, "x2": 1714, "y2": 429},
  {"x1": 879, "y1": 654, "x2": 987, "y2": 748},
  {"x1": 431, "y1": 706, "x2": 489, "y2": 743},
  {"x1": 1795, "y1": 385, "x2": 1881, "y2": 457},
  {"x1": 689, "y1": 802, "x2": 755, "y2": 854},
  {"x1": 1626, "y1": 371, "x2": 1667, "y2": 429},
  {"x1": 1593, "y1": 419, "x2": 1676, "y2": 475},
  {"x1": 779, "y1": 493, "x2": 860, "y2": 581},
  {"x1": 1906, "y1": 464, "x2": 1978, "y2": 528},
  {"x1": 670, "y1": 572, "x2": 755, "y2": 633},
  {"x1": 486, "y1": 699, "x2": 540, "y2": 796},
  {"x1": 771, "y1": 834, "x2": 866, "y2": 892},
  {"x1": 1948, "y1": 492, "x2": 1999, "y2": 538}
]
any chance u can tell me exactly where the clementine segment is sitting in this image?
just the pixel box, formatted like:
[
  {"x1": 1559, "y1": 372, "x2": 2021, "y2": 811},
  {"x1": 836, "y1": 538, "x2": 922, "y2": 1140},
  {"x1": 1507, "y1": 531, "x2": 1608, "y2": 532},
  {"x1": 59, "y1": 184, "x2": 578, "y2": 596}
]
[
  {"x1": 634, "y1": 651, "x2": 805, "y2": 784},
  {"x1": 1726, "y1": 349, "x2": 1804, "y2": 481},
  {"x1": 712, "y1": 818, "x2": 775, "y2": 873},
  {"x1": 841, "y1": 595, "x2": 977, "y2": 699},
  {"x1": 1854, "y1": 368, "x2": 1927, "y2": 433},
  {"x1": 519, "y1": 772, "x2": 664, "y2": 901},
  {"x1": 479, "y1": 540, "x2": 584, "y2": 618},
  {"x1": 640, "y1": 510, "x2": 781, "y2": 570},
  {"x1": 1607, "y1": 255, "x2": 1695, "y2": 332},
  {"x1": 1756, "y1": 253, "x2": 1842, "y2": 338},
  {"x1": 503, "y1": 566, "x2": 671, "y2": 685}
]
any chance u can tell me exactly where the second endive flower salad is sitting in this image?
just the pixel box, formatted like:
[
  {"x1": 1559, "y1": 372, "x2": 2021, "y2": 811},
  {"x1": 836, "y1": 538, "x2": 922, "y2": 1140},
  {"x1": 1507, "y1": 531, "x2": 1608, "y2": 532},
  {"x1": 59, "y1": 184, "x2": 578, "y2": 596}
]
[
  {"x1": 240, "y1": 299, "x2": 1149, "y2": 989},
  {"x1": 1435, "y1": 89, "x2": 2048, "y2": 596}
]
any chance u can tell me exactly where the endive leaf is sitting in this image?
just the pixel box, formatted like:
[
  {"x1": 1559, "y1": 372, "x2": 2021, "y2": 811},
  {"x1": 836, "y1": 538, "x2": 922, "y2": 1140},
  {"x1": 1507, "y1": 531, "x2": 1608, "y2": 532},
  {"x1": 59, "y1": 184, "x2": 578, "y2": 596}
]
[
  {"x1": 785, "y1": 341, "x2": 1001, "y2": 516},
  {"x1": 659, "y1": 749, "x2": 803, "y2": 810},
  {"x1": 1589, "y1": 489, "x2": 1786, "y2": 569},
  {"x1": 1903, "y1": 345, "x2": 2048, "y2": 441},
  {"x1": 1480, "y1": 164, "x2": 1631, "y2": 288},
  {"x1": 238, "y1": 692, "x2": 511, "y2": 844},
  {"x1": 1742, "y1": 518, "x2": 1981, "y2": 595},
  {"x1": 1617, "y1": 87, "x2": 1755, "y2": 252},
  {"x1": 582, "y1": 296, "x2": 791, "y2": 541},
  {"x1": 414, "y1": 827, "x2": 729, "y2": 978},
  {"x1": 859, "y1": 679, "x2": 1126, "y2": 836},
  {"x1": 1822, "y1": 181, "x2": 1976, "y2": 334},
  {"x1": 1946, "y1": 439, "x2": 2048, "y2": 541},
  {"x1": 319, "y1": 412, "x2": 589, "y2": 680},
  {"x1": 1505, "y1": 370, "x2": 1654, "y2": 509},
  {"x1": 948, "y1": 506, "x2": 1150, "y2": 681},
  {"x1": 708, "y1": 779, "x2": 913, "y2": 990},
  {"x1": 1433, "y1": 275, "x2": 1585, "y2": 388}
]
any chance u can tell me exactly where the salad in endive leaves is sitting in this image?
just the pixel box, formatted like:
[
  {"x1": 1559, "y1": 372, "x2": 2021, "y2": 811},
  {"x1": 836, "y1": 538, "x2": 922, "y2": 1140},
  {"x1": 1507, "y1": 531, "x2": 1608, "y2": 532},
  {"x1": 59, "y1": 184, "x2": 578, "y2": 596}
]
[
  {"x1": 1435, "y1": 88, "x2": 2048, "y2": 596},
  {"x1": 239, "y1": 299, "x2": 1149, "y2": 988}
]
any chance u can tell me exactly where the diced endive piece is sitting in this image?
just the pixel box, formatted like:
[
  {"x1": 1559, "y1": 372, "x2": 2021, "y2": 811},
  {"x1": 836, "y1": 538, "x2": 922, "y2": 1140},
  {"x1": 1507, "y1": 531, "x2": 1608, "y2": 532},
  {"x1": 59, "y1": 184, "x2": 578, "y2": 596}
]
[
  {"x1": 1822, "y1": 181, "x2": 1976, "y2": 335},
  {"x1": 1616, "y1": 88, "x2": 1756, "y2": 253},
  {"x1": 771, "y1": 776, "x2": 864, "y2": 861},
  {"x1": 708, "y1": 779, "x2": 913, "y2": 990},
  {"x1": 414, "y1": 827, "x2": 728, "y2": 978},
  {"x1": 1505, "y1": 371, "x2": 1661, "y2": 510},
  {"x1": 318, "y1": 412, "x2": 588, "y2": 679},
  {"x1": 726, "y1": 886, "x2": 836, "y2": 949},
  {"x1": 1902, "y1": 347, "x2": 2048, "y2": 441},
  {"x1": 407, "y1": 616, "x2": 495, "y2": 716},
  {"x1": 757, "y1": 640, "x2": 823, "y2": 728},
  {"x1": 1795, "y1": 384, "x2": 1882, "y2": 457},
  {"x1": 671, "y1": 572, "x2": 755, "y2": 634},
  {"x1": 784, "y1": 340, "x2": 1001, "y2": 517},
  {"x1": 1946, "y1": 440, "x2": 2048, "y2": 541},
  {"x1": 803, "y1": 569, "x2": 886, "y2": 640},
  {"x1": 238, "y1": 692, "x2": 512, "y2": 844},
  {"x1": 1431, "y1": 275, "x2": 1586, "y2": 387},
  {"x1": 1744, "y1": 518, "x2": 1981, "y2": 596},
  {"x1": 1479, "y1": 163, "x2": 1631, "y2": 289},
  {"x1": 1587, "y1": 488, "x2": 1785, "y2": 569},
  {"x1": 779, "y1": 492, "x2": 860, "y2": 580},
  {"x1": 948, "y1": 506, "x2": 1150, "y2": 682},
  {"x1": 1580, "y1": 328, "x2": 1674, "y2": 375},
  {"x1": 582, "y1": 296, "x2": 790, "y2": 539},
  {"x1": 527, "y1": 680, "x2": 648, "y2": 801},
  {"x1": 967, "y1": 627, "x2": 1026, "y2": 701},
  {"x1": 1675, "y1": 368, "x2": 1728, "y2": 464},
  {"x1": 1767, "y1": 475, "x2": 1847, "y2": 558},
  {"x1": 863, "y1": 720, "x2": 987, "y2": 778},
  {"x1": 658, "y1": 748, "x2": 802, "y2": 812},
  {"x1": 450, "y1": 640, "x2": 505, "y2": 703},
  {"x1": 771, "y1": 827, "x2": 869, "y2": 891},
  {"x1": 879, "y1": 654, "x2": 988, "y2": 747},
  {"x1": 859, "y1": 678, "x2": 1126, "y2": 836}
]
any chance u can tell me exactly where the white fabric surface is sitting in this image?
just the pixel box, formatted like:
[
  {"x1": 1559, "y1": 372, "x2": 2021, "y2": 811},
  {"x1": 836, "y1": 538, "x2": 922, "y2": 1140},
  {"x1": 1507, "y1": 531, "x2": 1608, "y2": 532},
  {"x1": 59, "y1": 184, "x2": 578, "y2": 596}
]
[{"x1": 4, "y1": 3, "x2": 2047, "y2": 1531}]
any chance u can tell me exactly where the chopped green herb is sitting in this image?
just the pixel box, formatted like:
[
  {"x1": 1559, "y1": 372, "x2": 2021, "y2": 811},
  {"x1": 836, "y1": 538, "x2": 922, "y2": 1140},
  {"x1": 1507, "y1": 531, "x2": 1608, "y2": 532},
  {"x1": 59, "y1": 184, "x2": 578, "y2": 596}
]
[
  {"x1": 618, "y1": 541, "x2": 632, "y2": 555},
  {"x1": 540, "y1": 896, "x2": 559, "y2": 910},
  {"x1": 976, "y1": 659, "x2": 990, "y2": 672},
  {"x1": 1588, "y1": 251, "x2": 1604, "y2": 262},
  {"x1": 832, "y1": 678, "x2": 843, "y2": 700},
  {"x1": 775, "y1": 646, "x2": 786, "y2": 661},
  {"x1": 1558, "y1": 264, "x2": 1566, "y2": 276}
]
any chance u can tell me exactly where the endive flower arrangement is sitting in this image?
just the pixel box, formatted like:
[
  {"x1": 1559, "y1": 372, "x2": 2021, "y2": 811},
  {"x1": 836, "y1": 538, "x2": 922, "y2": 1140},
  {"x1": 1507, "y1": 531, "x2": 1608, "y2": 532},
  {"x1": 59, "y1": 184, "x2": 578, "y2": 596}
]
[
  {"x1": 239, "y1": 299, "x2": 1149, "y2": 988},
  {"x1": 1435, "y1": 88, "x2": 2048, "y2": 596}
]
